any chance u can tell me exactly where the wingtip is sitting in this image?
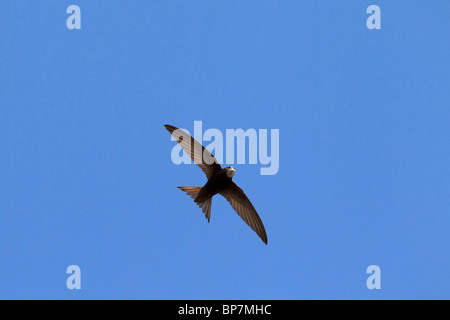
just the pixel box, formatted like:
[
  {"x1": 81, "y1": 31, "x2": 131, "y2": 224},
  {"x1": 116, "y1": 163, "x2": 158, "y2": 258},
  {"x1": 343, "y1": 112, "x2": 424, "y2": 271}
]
[{"x1": 164, "y1": 124, "x2": 178, "y2": 134}]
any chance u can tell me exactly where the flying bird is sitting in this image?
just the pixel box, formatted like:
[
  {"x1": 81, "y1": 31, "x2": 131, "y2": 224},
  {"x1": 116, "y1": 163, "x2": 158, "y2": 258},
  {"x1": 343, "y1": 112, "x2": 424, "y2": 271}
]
[{"x1": 164, "y1": 124, "x2": 268, "y2": 244}]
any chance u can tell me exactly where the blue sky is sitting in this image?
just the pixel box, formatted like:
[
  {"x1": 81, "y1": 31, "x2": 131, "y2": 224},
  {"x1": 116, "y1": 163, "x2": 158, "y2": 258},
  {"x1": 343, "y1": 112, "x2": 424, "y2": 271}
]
[{"x1": 1, "y1": 1, "x2": 449, "y2": 299}]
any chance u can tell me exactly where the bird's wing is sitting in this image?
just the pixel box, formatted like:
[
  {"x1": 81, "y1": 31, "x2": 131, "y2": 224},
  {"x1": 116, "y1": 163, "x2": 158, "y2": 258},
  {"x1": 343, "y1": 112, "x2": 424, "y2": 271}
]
[
  {"x1": 164, "y1": 124, "x2": 222, "y2": 179},
  {"x1": 220, "y1": 181, "x2": 268, "y2": 244}
]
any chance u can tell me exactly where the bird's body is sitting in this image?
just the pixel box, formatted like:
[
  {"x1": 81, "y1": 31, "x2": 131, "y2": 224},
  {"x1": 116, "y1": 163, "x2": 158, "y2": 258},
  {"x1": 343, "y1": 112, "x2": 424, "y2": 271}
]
[
  {"x1": 164, "y1": 124, "x2": 268, "y2": 244},
  {"x1": 201, "y1": 167, "x2": 234, "y2": 199}
]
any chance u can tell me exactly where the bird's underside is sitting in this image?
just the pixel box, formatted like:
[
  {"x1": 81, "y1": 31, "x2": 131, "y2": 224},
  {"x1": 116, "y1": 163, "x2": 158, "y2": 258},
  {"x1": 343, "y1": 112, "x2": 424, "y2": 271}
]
[{"x1": 164, "y1": 124, "x2": 268, "y2": 244}]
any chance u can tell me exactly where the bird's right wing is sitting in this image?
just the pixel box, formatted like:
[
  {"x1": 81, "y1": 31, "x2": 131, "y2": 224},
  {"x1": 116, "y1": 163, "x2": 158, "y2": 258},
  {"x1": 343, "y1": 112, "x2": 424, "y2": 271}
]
[
  {"x1": 220, "y1": 181, "x2": 268, "y2": 244},
  {"x1": 164, "y1": 124, "x2": 222, "y2": 179}
]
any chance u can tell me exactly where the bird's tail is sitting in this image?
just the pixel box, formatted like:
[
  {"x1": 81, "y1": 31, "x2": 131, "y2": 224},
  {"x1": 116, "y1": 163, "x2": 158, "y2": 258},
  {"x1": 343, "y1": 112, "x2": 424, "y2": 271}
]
[{"x1": 178, "y1": 186, "x2": 212, "y2": 222}]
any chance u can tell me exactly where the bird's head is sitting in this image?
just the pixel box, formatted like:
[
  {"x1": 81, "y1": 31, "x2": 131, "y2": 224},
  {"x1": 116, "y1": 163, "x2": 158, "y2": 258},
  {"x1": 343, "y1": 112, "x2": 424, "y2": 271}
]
[{"x1": 224, "y1": 166, "x2": 236, "y2": 179}]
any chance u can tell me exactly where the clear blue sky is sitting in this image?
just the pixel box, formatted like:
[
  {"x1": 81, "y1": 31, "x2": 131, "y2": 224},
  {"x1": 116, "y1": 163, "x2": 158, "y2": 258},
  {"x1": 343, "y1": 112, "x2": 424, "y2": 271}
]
[{"x1": 1, "y1": 1, "x2": 449, "y2": 299}]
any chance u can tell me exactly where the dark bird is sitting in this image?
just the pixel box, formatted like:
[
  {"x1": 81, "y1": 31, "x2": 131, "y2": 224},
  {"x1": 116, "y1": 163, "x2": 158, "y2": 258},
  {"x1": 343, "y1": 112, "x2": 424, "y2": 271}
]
[{"x1": 164, "y1": 124, "x2": 268, "y2": 244}]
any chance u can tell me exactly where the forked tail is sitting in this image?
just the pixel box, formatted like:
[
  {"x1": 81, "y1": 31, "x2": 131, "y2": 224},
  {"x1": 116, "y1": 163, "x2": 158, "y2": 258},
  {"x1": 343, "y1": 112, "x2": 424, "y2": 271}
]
[{"x1": 178, "y1": 186, "x2": 212, "y2": 222}]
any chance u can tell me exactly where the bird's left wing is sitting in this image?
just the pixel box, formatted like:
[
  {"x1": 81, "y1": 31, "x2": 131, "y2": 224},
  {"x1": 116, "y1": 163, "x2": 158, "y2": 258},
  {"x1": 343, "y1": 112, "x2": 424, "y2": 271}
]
[
  {"x1": 220, "y1": 181, "x2": 268, "y2": 244},
  {"x1": 164, "y1": 124, "x2": 222, "y2": 179}
]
